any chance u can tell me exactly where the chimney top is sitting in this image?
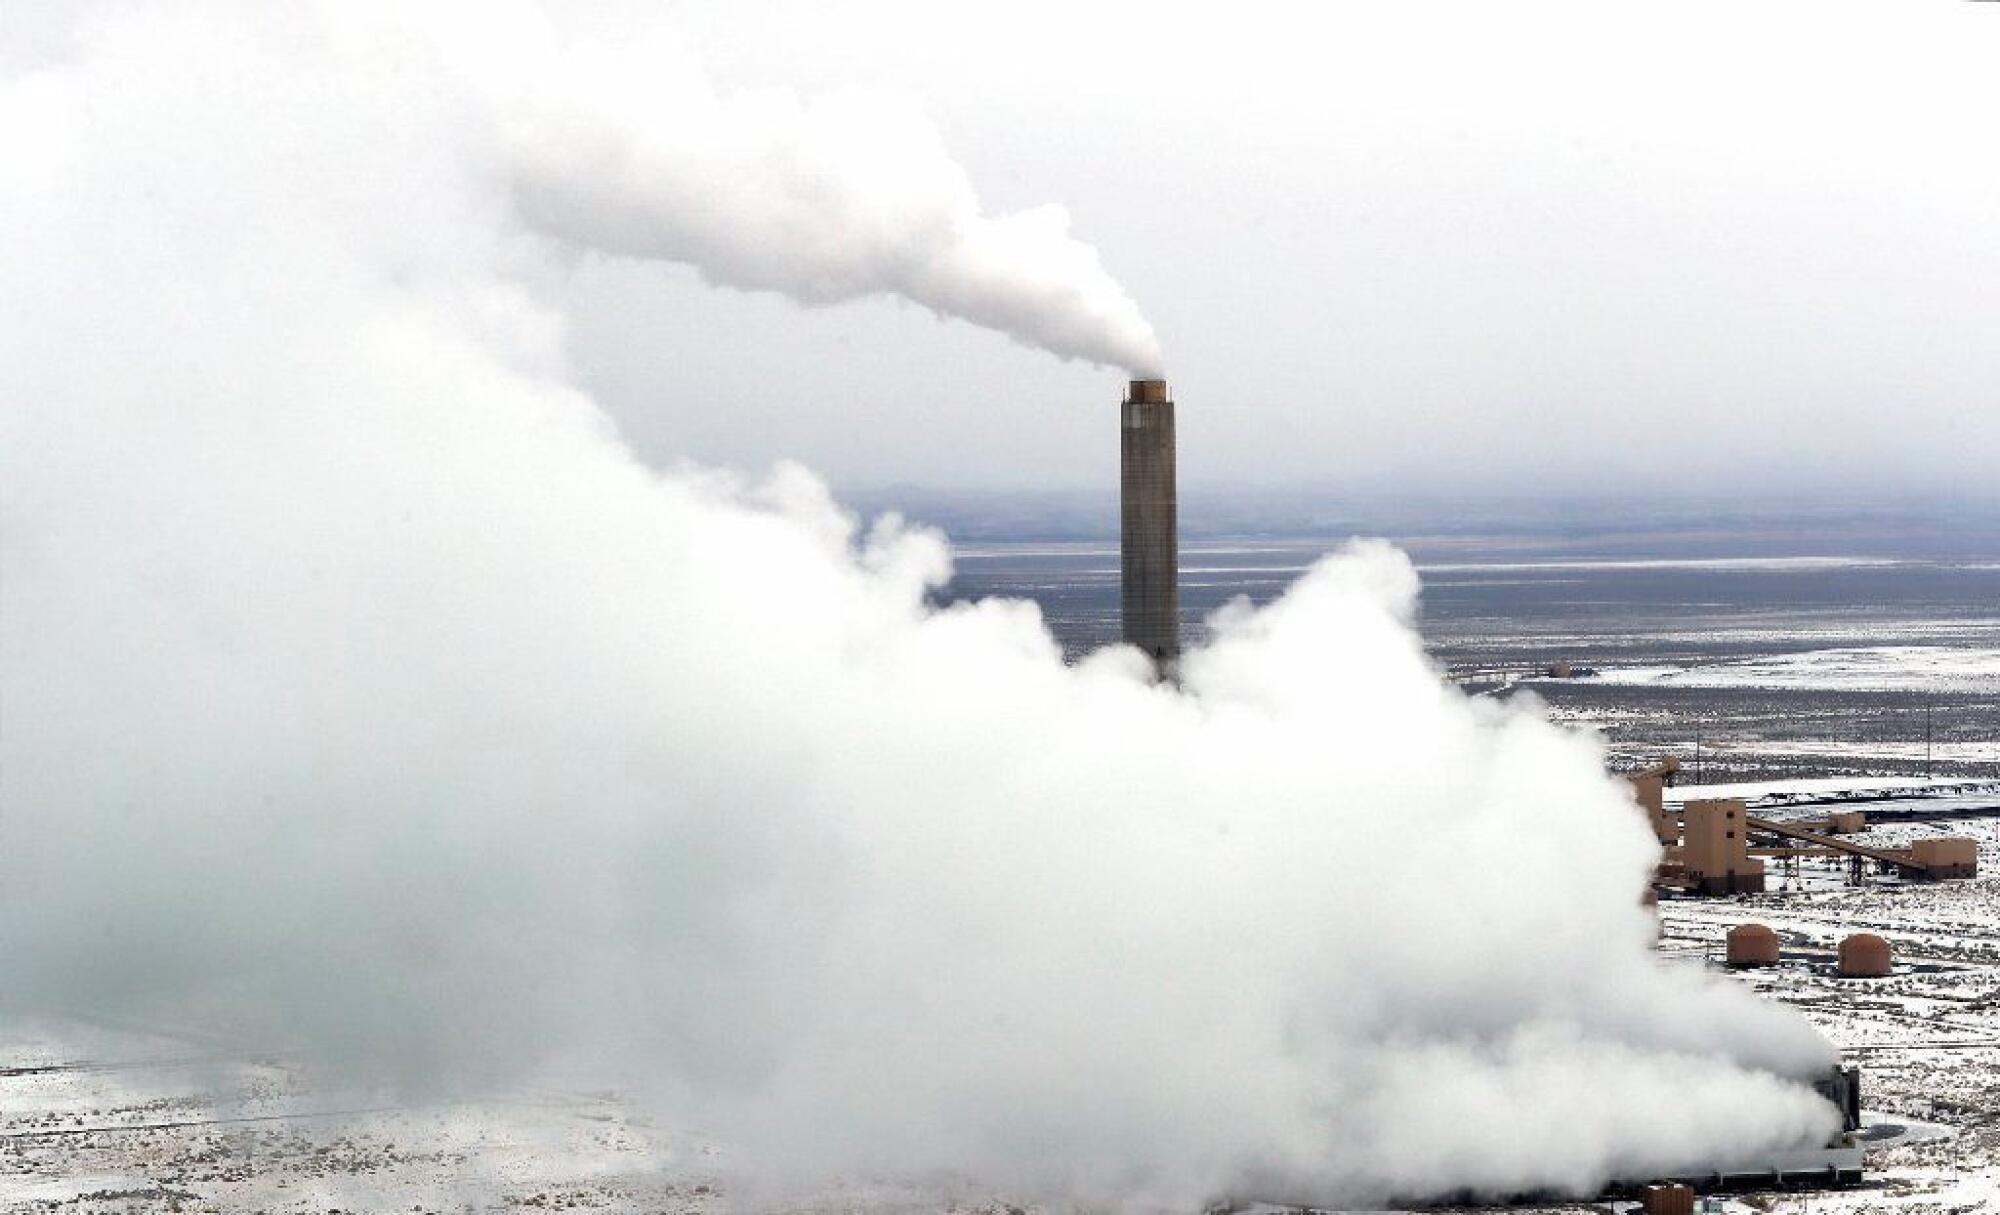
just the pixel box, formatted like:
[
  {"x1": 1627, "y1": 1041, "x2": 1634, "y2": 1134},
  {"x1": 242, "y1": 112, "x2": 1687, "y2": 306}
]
[{"x1": 1126, "y1": 379, "x2": 1171, "y2": 404}]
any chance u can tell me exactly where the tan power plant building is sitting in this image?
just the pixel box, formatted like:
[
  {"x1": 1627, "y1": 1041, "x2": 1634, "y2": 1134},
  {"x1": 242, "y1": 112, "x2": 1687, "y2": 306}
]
[
  {"x1": 1681, "y1": 798, "x2": 1766, "y2": 894},
  {"x1": 1910, "y1": 836, "x2": 1978, "y2": 878},
  {"x1": 1625, "y1": 757, "x2": 1978, "y2": 894}
]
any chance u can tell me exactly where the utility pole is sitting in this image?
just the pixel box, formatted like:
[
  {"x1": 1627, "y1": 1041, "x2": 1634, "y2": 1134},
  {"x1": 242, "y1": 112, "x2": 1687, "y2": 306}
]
[
  {"x1": 1694, "y1": 726, "x2": 1703, "y2": 786},
  {"x1": 1925, "y1": 698, "x2": 1934, "y2": 778}
]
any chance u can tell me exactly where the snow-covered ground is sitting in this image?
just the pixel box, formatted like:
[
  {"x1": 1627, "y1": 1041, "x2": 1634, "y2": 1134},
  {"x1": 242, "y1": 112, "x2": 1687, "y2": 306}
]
[
  {"x1": 0, "y1": 1034, "x2": 997, "y2": 1213},
  {"x1": 1414, "y1": 557, "x2": 1903, "y2": 575},
  {"x1": 0, "y1": 1023, "x2": 736, "y2": 1214},
  {"x1": 1660, "y1": 776, "x2": 2000, "y2": 809},
  {"x1": 1527, "y1": 646, "x2": 2000, "y2": 694}
]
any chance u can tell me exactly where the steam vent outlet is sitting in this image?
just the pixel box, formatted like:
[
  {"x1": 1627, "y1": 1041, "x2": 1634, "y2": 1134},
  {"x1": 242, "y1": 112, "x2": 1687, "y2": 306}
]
[{"x1": 1121, "y1": 378, "x2": 1178, "y2": 669}]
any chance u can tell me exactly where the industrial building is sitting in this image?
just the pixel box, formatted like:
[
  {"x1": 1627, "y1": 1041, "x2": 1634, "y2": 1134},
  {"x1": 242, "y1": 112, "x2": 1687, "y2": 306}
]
[
  {"x1": 1679, "y1": 798, "x2": 1766, "y2": 894},
  {"x1": 1627, "y1": 762, "x2": 1979, "y2": 894}
]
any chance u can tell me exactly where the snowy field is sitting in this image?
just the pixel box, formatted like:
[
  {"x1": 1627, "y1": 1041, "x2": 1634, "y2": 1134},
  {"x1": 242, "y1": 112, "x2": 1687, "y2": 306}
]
[
  {"x1": 0, "y1": 1027, "x2": 734, "y2": 1214},
  {"x1": 951, "y1": 543, "x2": 2000, "y2": 785},
  {"x1": 1522, "y1": 646, "x2": 2000, "y2": 695},
  {"x1": 1658, "y1": 777, "x2": 2000, "y2": 809}
]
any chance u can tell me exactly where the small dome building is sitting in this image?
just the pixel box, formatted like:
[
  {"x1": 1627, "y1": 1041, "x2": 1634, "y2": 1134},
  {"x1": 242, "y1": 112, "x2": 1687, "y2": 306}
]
[
  {"x1": 1726, "y1": 922, "x2": 1781, "y2": 968},
  {"x1": 1838, "y1": 932, "x2": 1893, "y2": 978}
]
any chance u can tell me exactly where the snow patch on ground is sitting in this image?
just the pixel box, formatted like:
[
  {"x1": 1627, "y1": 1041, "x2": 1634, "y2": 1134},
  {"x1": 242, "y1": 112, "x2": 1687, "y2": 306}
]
[
  {"x1": 1661, "y1": 776, "x2": 2000, "y2": 807},
  {"x1": 1417, "y1": 557, "x2": 1902, "y2": 574},
  {"x1": 1544, "y1": 647, "x2": 2000, "y2": 693}
]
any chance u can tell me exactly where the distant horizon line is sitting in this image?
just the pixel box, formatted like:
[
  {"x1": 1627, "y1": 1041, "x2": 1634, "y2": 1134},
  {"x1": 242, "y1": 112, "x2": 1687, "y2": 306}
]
[
  {"x1": 825, "y1": 484, "x2": 2000, "y2": 551},
  {"x1": 836, "y1": 482, "x2": 2000, "y2": 508}
]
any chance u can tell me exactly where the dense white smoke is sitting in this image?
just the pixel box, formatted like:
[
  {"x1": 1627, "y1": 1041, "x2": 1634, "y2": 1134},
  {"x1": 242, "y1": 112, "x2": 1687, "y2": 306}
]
[
  {"x1": 483, "y1": 25, "x2": 1163, "y2": 375},
  {"x1": 2, "y1": 5, "x2": 1833, "y2": 1209}
]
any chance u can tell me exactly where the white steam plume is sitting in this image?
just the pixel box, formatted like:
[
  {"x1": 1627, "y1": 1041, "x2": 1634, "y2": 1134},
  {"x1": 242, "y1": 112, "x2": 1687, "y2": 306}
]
[
  {"x1": 3, "y1": 6, "x2": 1831, "y2": 1209},
  {"x1": 491, "y1": 30, "x2": 1164, "y2": 376}
]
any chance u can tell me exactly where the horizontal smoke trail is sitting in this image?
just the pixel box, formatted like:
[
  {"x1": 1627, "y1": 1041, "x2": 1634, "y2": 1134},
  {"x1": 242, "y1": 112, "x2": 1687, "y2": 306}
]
[{"x1": 497, "y1": 33, "x2": 1164, "y2": 376}]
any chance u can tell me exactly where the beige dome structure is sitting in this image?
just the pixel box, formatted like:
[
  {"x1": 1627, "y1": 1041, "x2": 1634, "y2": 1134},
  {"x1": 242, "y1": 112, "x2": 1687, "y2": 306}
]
[
  {"x1": 1838, "y1": 932, "x2": 1893, "y2": 978},
  {"x1": 1726, "y1": 922, "x2": 1781, "y2": 968}
]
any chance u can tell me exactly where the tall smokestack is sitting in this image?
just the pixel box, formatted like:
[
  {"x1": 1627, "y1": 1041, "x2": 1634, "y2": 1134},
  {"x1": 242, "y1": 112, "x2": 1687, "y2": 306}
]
[{"x1": 1121, "y1": 378, "x2": 1178, "y2": 669}]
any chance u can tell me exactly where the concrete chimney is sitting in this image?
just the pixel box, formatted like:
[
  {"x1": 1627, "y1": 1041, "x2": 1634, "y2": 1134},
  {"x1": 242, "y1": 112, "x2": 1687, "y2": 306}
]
[{"x1": 1121, "y1": 378, "x2": 1178, "y2": 668}]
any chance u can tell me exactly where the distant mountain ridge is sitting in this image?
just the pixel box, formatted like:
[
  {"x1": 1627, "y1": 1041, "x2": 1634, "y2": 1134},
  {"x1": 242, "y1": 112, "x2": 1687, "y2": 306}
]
[{"x1": 840, "y1": 485, "x2": 2000, "y2": 557}]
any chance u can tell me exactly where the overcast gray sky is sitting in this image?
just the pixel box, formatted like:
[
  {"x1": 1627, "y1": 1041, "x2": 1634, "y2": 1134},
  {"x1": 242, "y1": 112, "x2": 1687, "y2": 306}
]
[
  {"x1": 13, "y1": 0, "x2": 1997, "y2": 501},
  {"x1": 521, "y1": 1, "x2": 1996, "y2": 500}
]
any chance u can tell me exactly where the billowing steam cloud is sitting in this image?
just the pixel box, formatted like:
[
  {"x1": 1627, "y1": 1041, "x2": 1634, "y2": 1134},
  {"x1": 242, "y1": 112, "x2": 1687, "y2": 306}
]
[
  {"x1": 494, "y1": 30, "x2": 1163, "y2": 375},
  {"x1": 3, "y1": 5, "x2": 1831, "y2": 1209}
]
